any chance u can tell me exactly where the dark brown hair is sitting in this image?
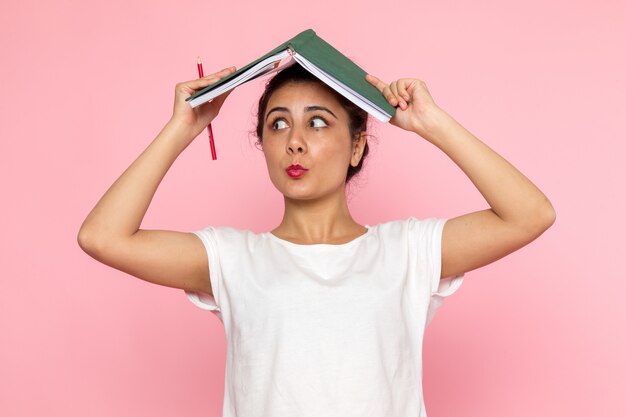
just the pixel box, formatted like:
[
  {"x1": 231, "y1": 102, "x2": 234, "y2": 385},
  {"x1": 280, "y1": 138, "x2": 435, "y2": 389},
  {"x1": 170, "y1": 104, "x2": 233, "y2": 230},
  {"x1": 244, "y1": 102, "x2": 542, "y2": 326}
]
[{"x1": 253, "y1": 64, "x2": 369, "y2": 184}]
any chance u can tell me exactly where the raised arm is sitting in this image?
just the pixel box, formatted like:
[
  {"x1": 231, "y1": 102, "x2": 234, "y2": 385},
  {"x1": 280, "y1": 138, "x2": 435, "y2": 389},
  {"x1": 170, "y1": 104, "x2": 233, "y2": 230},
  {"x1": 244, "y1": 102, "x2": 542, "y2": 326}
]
[
  {"x1": 77, "y1": 67, "x2": 236, "y2": 294},
  {"x1": 366, "y1": 75, "x2": 556, "y2": 279}
]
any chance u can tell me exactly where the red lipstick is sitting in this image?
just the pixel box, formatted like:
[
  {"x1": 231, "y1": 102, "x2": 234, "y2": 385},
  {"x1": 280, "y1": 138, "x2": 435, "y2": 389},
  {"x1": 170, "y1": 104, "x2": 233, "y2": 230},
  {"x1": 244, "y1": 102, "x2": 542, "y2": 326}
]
[{"x1": 286, "y1": 164, "x2": 308, "y2": 178}]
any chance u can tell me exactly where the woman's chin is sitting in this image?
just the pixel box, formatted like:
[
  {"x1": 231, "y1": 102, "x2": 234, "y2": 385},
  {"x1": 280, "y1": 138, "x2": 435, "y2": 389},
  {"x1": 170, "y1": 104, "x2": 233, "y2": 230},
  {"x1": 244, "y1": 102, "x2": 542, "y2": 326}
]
[
  {"x1": 279, "y1": 185, "x2": 346, "y2": 203},
  {"x1": 276, "y1": 184, "x2": 320, "y2": 201},
  {"x1": 281, "y1": 190, "x2": 317, "y2": 201}
]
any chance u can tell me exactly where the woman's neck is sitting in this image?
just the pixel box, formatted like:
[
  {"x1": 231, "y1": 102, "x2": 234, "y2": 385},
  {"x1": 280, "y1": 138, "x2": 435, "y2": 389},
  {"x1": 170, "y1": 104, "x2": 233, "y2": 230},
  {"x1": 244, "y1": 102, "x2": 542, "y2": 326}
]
[{"x1": 271, "y1": 191, "x2": 366, "y2": 245}]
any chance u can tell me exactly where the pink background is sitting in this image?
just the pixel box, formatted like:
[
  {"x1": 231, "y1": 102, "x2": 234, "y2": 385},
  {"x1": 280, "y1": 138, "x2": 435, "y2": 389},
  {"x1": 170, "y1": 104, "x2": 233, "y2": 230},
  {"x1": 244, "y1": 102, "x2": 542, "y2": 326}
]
[{"x1": 1, "y1": 0, "x2": 624, "y2": 416}]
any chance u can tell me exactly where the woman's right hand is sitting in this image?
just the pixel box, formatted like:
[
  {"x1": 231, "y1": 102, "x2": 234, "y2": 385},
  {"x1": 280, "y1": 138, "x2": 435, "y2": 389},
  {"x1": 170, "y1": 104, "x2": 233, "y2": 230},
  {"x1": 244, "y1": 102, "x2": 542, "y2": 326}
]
[{"x1": 168, "y1": 66, "x2": 237, "y2": 140}]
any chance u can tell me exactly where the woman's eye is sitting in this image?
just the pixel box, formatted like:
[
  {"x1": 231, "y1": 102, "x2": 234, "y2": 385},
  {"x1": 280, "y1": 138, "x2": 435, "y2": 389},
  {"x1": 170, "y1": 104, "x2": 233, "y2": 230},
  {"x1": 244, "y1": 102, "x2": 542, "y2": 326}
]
[
  {"x1": 272, "y1": 119, "x2": 288, "y2": 130},
  {"x1": 310, "y1": 117, "x2": 328, "y2": 128}
]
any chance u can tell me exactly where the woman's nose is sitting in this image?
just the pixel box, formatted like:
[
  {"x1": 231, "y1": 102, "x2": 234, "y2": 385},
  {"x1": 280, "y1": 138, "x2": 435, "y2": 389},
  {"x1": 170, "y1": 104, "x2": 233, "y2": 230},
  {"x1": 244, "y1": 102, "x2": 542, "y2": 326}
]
[
  {"x1": 288, "y1": 143, "x2": 305, "y2": 154},
  {"x1": 286, "y1": 126, "x2": 307, "y2": 154}
]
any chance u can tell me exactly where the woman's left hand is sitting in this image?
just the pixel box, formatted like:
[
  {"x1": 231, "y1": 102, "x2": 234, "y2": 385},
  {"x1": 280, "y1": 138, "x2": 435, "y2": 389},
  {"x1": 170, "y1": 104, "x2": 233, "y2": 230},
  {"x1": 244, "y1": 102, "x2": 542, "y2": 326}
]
[{"x1": 366, "y1": 74, "x2": 443, "y2": 139}]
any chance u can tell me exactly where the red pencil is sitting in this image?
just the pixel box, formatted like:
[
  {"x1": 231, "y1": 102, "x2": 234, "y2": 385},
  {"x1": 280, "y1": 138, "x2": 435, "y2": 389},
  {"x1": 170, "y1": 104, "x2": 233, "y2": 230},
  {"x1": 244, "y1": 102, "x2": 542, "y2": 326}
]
[{"x1": 197, "y1": 56, "x2": 217, "y2": 160}]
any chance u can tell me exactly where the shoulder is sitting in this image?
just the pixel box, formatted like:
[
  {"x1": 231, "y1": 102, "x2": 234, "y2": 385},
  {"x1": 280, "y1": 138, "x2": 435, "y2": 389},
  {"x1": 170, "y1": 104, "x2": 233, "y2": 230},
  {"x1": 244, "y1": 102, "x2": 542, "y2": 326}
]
[
  {"x1": 193, "y1": 225, "x2": 263, "y2": 248},
  {"x1": 372, "y1": 216, "x2": 446, "y2": 237}
]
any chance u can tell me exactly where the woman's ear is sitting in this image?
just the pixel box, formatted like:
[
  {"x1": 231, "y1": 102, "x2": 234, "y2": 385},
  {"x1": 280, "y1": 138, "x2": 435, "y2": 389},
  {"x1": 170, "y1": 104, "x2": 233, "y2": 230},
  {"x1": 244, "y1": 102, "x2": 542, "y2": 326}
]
[{"x1": 350, "y1": 132, "x2": 368, "y2": 167}]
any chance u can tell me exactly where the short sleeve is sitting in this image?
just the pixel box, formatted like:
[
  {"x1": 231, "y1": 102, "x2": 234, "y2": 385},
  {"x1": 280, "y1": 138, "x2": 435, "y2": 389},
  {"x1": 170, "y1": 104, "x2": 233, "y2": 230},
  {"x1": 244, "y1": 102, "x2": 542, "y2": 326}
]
[
  {"x1": 409, "y1": 217, "x2": 465, "y2": 326},
  {"x1": 184, "y1": 227, "x2": 223, "y2": 319}
]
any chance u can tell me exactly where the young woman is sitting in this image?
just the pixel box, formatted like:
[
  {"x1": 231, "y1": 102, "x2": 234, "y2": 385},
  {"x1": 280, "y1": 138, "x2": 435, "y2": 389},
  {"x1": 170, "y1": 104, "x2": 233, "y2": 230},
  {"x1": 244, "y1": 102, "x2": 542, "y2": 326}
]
[{"x1": 78, "y1": 63, "x2": 555, "y2": 416}]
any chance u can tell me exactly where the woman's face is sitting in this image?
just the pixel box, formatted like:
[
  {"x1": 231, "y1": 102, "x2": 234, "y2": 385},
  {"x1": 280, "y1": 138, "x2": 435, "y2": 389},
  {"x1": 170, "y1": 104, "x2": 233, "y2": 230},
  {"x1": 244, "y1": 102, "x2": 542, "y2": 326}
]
[{"x1": 261, "y1": 81, "x2": 365, "y2": 202}]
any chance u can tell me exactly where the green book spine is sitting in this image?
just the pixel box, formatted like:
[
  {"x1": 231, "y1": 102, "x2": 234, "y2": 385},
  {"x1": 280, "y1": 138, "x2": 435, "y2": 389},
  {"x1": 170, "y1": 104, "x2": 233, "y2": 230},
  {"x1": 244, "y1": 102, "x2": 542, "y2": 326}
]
[{"x1": 289, "y1": 30, "x2": 396, "y2": 117}]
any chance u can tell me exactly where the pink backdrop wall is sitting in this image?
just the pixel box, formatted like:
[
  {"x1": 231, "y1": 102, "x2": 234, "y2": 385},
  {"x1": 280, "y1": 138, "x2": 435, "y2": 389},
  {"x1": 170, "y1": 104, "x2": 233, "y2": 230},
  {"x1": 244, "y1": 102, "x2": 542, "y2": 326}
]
[{"x1": 1, "y1": 0, "x2": 624, "y2": 416}]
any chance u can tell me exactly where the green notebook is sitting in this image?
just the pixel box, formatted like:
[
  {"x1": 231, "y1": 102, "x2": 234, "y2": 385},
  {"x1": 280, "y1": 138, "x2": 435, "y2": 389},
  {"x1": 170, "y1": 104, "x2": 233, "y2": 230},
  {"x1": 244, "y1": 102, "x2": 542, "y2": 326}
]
[{"x1": 186, "y1": 29, "x2": 396, "y2": 122}]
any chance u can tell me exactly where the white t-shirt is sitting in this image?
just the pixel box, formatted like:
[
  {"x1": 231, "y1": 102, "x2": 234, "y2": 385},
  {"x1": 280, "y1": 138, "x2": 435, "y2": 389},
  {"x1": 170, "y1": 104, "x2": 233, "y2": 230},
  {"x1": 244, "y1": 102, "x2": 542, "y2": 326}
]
[{"x1": 185, "y1": 217, "x2": 464, "y2": 417}]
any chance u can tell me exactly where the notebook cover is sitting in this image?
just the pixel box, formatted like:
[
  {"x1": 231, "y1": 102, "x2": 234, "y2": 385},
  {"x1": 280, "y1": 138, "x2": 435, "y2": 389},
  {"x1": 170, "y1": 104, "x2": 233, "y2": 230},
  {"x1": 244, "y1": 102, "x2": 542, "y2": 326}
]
[
  {"x1": 187, "y1": 29, "x2": 396, "y2": 119},
  {"x1": 186, "y1": 30, "x2": 312, "y2": 102}
]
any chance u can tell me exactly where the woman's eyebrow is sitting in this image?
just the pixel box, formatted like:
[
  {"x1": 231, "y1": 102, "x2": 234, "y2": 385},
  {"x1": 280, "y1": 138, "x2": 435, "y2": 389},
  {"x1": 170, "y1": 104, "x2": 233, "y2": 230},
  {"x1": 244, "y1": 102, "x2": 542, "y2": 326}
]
[
  {"x1": 265, "y1": 105, "x2": 338, "y2": 122},
  {"x1": 304, "y1": 105, "x2": 337, "y2": 119},
  {"x1": 265, "y1": 107, "x2": 289, "y2": 121}
]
